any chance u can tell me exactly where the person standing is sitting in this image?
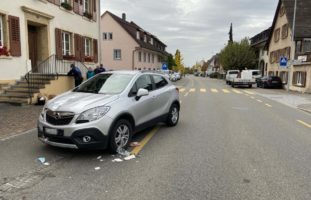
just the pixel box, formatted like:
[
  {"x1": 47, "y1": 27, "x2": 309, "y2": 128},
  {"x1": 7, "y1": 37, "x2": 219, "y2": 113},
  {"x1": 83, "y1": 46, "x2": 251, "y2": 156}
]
[
  {"x1": 67, "y1": 64, "x2": 83, "y2": 87},
  {"x1": 86, "y1": 67, "x2": 95, "y2": 79},
  {"x1": 94, "y1": 65, "x2": 100, "y2": 75},
  {"x1": 98, "y1": 64, "x2": 106, "y2": 73}
]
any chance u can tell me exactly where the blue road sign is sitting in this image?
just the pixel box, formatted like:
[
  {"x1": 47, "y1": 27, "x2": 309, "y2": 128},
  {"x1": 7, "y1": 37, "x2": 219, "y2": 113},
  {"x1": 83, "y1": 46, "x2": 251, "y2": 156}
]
[
  {"x1": 280, "y1": 56, "x2": 288, "y2": 67},
  {"x1": 162, "y1": 63, "x2": 168, "y2": 70}
]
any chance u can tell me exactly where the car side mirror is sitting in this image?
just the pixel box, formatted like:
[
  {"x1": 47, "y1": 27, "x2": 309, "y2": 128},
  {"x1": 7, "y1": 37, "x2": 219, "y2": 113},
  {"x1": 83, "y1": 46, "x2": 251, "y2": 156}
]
[{"x1": 135, "y1": 88, "x2": 149, "y2": 101}]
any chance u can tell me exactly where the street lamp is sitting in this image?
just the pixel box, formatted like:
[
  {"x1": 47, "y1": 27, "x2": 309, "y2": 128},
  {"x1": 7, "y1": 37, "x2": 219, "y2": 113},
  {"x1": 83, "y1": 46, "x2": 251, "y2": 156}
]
[{"x1": 287, "y1": 0, "x2": 297, "y2": 91}]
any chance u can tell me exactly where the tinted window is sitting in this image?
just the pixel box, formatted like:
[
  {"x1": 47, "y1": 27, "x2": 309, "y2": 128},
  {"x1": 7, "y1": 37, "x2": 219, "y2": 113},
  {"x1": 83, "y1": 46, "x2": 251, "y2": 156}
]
[
  {"x1": 73, "y1": 73, "x2": 133, "y2": 94},
  {"x1": 152, "y1": 75, "x2": 168, "y2": 89},
  {"x1": 136, "y1": 75, "x2": 153, "y2": 91},
  {"x1": 252, "y1": 71, "x2": 260, "y2": 76},
  {"x1": 271, "y1": 76, "x2": 281, "y2": 81},
  {"x1": 229, "y1": 71, "x2": 239, "y2": 75}
]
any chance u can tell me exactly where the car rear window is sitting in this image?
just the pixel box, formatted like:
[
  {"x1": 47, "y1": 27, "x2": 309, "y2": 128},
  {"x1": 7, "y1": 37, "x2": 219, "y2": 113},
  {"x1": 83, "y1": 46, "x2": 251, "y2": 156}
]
[
  {"x1": 271, "y1": 77, "x2": 281, "y2": 81},
  {"x1": 252, "y1": 71, "x2": 260, "y2": 76},
  {"x1": 229, "y1": 71, "x2": 239, "y2": 74}
]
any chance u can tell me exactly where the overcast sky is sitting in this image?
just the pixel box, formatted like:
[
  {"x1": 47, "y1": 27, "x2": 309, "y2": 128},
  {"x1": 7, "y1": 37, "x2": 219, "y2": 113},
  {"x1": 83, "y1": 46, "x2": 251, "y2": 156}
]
[{"x1": 100, "y1": 0, "x2": 278, "y2": 67}]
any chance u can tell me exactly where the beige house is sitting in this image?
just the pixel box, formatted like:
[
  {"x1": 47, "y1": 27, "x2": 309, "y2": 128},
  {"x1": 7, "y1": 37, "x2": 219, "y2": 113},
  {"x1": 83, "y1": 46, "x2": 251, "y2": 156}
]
[
  {"x1": 0, "y1": 0, "x2": 100, "y2": 104},
  {"x1": 267, "y1": 0, "x2": 311, "y2": 93},
  {"x1": 100, "y1": 11, "x2": 168, "y2": 71}
]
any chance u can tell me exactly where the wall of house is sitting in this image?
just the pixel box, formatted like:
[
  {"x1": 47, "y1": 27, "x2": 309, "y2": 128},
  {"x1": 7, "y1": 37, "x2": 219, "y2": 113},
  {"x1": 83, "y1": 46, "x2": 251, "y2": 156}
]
[
  {"x1": 100, "y1": 13, "x2": 138, "y2": 70},
  {"x1": 0, "y1": 0, "x2": 100, "y2": 81},
  {"x1": 267, "y1": 3, "x2": 293, "y2": 78},
  {"x1": 133, "y1": 50, "x2": 164, "y2": 70}
]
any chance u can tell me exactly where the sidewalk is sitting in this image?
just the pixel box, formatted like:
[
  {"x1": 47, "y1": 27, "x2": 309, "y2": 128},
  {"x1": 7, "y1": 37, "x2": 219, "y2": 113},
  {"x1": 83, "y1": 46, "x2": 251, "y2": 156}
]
[
  {"x1": 0, "y1": 103, "x2": 42, "y2": 139},
  {"x1": 255, "y1": 89, "x2": 311, "y2": 114}
]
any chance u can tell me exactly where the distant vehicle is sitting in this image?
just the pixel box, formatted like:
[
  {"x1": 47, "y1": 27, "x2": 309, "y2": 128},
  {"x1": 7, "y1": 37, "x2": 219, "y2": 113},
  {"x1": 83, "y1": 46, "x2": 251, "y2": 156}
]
[
  {"x1": 257, "y1": 76, "x2": 283, "y2": 89},
  {"x1": 194, "y1": 72, "x2": 199, "y2": 76},
  {"x1": 231, "y1": 70, "x2": 256, "y2": 88},
  {"x1": 225, "y1": 70, "x2": 239, "y2": 85},
  {"x1": 174, "y1": 72, "x2": 181, "y2": 80},
  {"x1": 249, "y1": 70, "x2": 262, "y2": 79},
  {"x1": 38, "y1": 71, "x2": 180, "y2": 152}
]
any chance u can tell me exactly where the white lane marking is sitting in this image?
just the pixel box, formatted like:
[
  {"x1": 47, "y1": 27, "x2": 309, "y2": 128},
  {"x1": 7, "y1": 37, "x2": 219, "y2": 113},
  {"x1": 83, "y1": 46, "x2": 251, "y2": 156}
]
[
  {"x1": 257, "y1": 99, "x2": 263, "y2": 103},
  {"x1": 184, "y1": 92, "x2": 189, "y2": 97},
  {"x1": 244, "y1": 90, "x2": 255, "y2": 95},
  {"x1": 222, "y1": 89, "x2": 230, "y2": 93},
  {"x1": 232, "y1": 89, "x2": 242, "y2": 94},
  {"x1": 189, "y1": 88, "x2": 196, "y2": 92},
  {"x1": 250, "y1": 96, "x2": 255, "y2": 99},
  {"x1": 211, "y1": 88, "x2": 218, "y2": 93},
  {"x1": 179, "y1": 88, "x2": 186, "y2": 93},
  {"x1": 200, "y1": 88, "x2": 207, "y2": 93},
  {"x1": 265, "y1": 103, "x2": 272, "y2": 107},
  {"x1": 0, "y1": 128, "x2": 36, "y2": 142},
  {"x1": 297, "y1": 120, "x2": 311, "y2": 129}
]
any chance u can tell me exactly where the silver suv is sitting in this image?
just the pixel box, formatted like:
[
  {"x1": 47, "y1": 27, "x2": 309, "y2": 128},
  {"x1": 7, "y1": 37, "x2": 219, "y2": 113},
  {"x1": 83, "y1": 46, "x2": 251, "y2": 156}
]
[{"x1": 38, "y1": 71, "x2": 180, "y2": 152}]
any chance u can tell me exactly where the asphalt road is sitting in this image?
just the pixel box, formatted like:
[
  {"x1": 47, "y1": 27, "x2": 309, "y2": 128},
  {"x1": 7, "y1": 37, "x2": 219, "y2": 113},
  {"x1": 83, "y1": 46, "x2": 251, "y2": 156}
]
[{"x1": 1, "y1": 76, "x2": 311, "y2": 200}]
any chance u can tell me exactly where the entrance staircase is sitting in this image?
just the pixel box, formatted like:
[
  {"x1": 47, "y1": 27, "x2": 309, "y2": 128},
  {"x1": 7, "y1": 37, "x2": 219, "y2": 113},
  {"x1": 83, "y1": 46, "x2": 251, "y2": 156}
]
[{"x1": 0, "y1": 55, "x2": 88, "y2": 105}]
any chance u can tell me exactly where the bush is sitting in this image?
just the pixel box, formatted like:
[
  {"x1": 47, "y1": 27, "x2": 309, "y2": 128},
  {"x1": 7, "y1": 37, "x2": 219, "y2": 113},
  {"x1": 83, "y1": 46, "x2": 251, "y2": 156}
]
[{"x1": 61, "y1": 2, "x2": 73, "y2": 11}]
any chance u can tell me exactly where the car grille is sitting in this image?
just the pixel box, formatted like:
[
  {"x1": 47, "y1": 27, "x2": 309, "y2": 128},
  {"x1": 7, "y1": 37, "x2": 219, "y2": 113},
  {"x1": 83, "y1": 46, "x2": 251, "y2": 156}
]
[{"x1": 46, "y1": 110, "x2": 75, "y2": 126}]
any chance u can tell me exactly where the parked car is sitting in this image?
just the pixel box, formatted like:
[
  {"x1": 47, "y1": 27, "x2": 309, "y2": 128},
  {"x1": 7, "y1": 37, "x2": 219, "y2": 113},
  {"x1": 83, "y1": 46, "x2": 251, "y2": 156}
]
[
  {"x1": 231, "y1": 70, "x2": 256, "y2": 88},
  {"x1": 194, "y1": 72, "x2": 199, "y2": 76},
  {"x1": 225, "y1": 70, "x2": 239, "y2": 85},
  {"x1": 256, "y1": 76, "x2": 283, "y2": 89},
  {"x1": 38, "y1": 71, "x2": 180, "y2": 152},
  {"x1": 174, "y1": 72, "x2": 181, "y2": 80}
]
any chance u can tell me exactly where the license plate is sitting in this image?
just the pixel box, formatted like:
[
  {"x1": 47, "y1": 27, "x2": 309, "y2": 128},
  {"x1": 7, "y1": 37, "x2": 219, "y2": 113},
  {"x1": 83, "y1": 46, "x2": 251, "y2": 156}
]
[{"x1": 45, "y1": 128, "x2": 58, "y2": 135}]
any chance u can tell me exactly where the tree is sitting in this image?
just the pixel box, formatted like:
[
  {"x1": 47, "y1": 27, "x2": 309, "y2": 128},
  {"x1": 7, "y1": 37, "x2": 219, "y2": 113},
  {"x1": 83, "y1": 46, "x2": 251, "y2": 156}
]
[
  {"x1": 219, "y1": 37, "x2": 256, "y2": 71},
  {"x1": 167, "y1": 54, "x2": 176, "y2": 70},
  {"x1": 201, "y1": 62, "x2": 209, "y2": 72},
  {"x1": 174, "y1": 49, "x2": 185, "y2": 73}
]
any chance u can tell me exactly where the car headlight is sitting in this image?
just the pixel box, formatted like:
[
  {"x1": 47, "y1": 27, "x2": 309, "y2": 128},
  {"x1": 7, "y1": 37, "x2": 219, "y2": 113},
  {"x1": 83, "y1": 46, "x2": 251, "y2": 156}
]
[
  {"x1": 40, "y1": 107, "x2": 47, "y2": 120},
  {"x1": 76, "y1": 106, "x2": 110, "y2": 123}
]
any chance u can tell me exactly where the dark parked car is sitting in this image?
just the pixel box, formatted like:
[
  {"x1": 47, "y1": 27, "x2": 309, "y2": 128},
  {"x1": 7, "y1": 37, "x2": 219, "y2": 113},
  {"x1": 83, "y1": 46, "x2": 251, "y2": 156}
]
[{"x1": 257, "y1": 76, "x2": 283, "y2": 89}]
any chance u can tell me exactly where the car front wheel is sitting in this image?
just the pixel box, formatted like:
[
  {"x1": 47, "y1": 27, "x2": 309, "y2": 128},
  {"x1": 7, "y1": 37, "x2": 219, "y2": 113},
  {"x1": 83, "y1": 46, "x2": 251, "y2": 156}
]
[
  {"x1": 166, "y1": 104, "x2": 179, "y2": 127},
  {"x1": 109, "y1": 119, "x2": 132, "y2": 153}
]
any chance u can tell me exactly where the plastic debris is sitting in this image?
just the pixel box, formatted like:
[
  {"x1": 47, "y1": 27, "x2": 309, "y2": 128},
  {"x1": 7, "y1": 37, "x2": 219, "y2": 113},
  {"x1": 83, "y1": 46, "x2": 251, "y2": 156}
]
[
  {"x1": 124, "y1": 155, "x2": 136, "y2": 161},
  {"x1": 37, "y1": 157, "x2": 46, "y2": 164},
  {"x1": 130, "y1": 142, "x2": 141, "y2": 147},
  {"x1": 97, "y1": 156, "x2": 102, "y2": 160},
  {"x1": 94, "y1": 167, "x2": 101, "y2": 171},
  {"x1": 43, "y1": 162, "x2": 50, "y2": 166},
  {"x1": 100, "y1": 159, "x2": 104, "y2": 162},
  {"x1": 112, "y1": 158, "x2": 123, "y2": 162},
  {"x1": 117, "y1": 148, "x2": 131, "y2": 157}
]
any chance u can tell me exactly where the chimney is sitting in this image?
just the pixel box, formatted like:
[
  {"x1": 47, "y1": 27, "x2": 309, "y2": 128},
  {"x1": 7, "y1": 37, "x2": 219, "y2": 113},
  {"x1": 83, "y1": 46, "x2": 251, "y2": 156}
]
[{"x1": 122, "y1": 13, "x2": 126, "y2": 21}]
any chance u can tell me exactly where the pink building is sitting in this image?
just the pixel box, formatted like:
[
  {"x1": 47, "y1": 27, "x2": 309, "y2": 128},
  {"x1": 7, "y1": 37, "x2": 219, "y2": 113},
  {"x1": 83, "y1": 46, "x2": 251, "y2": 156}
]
[{"x1": 100, "y1": 11, "x2": 168, "y2": 71}]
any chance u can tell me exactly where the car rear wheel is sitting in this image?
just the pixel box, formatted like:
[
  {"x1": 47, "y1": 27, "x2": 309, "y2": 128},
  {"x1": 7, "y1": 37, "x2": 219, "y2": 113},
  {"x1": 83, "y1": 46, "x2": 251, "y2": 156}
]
[
  {"x1": 166, "y1": 104, "x2": 179, "y2": 127},
  {"x1": 109, "y1": 119, "x2": 132, "y2": 153}
]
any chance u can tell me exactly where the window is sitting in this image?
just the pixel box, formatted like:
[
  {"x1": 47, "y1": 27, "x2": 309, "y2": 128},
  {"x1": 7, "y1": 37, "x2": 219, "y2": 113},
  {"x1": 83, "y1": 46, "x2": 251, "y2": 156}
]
[
  {"x1": 108, "y1": 32, "x2": 113, "y2": 40},
  {"x1": 143, "y1": 52, "x2": 146, "y2": 62},
  {"x1": 152, "y1": 54, "x2": 154, "y2": 63},
  {"x1": 282, "y1": 24, "x2": 288, "y2": 39},
  {"x1": 152, "y1": 75, "x2": 168, "y2": 89},
  {"x1": 103, "y1": 32, "x2": 107, "y2": 40},
  {"x1": 0, "y1": 15, "x2": 3, "y2": 47},
  {"x1": 113, "y1": 49, "x2": 121, "y2": 60},
  {"x1": 84, "y1": 37, "x2": 92, "y2": 56},
  {"x1": 61, "y1": 0, "x2": 71, "y2": 3},
  {"x1": 274, "y1": 28, "x2": 280, "y2": 42},
  {"x1": 136, "y1": 31, "x2": 140, "y2": 39},
  {"x1": 148, "y1": 53, "x2": 150, "y2": 63},
  {"x1": 83, "y1": 0, "x2": 90, "y2": 13},
  {"x1": 136, "y1": 75, "x2": 153, "y2": 91},
  {"x1": 303, "y1": 39, "x2": 311, "y2": 53},
  {"x1": 138, "y1": 51, "x2": 142, "y2": 62},
  {"x1": 144, "y1": 34, "x2": 147, "y2": 42},
  {"x1": 62, "y1": 31, "x2": 72, "y2": 55},
  {"x1": 279, "y1": 6, "x2": 285, "y2": 17},
  {"x1": 150, "y1": 38, "x2": 153, "y2": 45},
  {"x1": 280, "y1": 71, "x2": 288, "y2": 84},
  {"x1": 296, "y1": 41, "x2": 302, "y2": 53},
  {"x1": 293, "y1": 71, "x2": 306, "y2": 87}
]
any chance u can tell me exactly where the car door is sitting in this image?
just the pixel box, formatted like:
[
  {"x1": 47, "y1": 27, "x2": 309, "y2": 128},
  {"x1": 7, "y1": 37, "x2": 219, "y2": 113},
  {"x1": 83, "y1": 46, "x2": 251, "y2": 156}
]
[
  {"x1": 128, "y1": 74, "x2": 155, "y2": 126},
  {"x1": 151, "y1": 75, "x2": 171, "y2": 117}
]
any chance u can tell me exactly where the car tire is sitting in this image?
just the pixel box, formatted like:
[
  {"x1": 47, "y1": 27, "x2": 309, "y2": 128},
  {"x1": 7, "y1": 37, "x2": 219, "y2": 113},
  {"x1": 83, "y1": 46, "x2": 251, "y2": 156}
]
[
  {"x1": 108, "y1": 119, "x2": 132, "y2": 153},
  {"x1": 249, "y1": 84, "x2": 252, "y2": 88},
  {"x1": 166, "y1": 104, "x2": 179, "y2": 127}
]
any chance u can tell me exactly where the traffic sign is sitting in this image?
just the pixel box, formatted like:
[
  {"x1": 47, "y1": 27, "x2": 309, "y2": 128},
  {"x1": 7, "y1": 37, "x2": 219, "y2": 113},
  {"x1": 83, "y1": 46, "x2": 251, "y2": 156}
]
[
  {"x1": 162, "y1": 63, "x2": 168, "y2": 70},
  {"x1": 280, "y1": 56, "x2": 288, "y2": 68}
]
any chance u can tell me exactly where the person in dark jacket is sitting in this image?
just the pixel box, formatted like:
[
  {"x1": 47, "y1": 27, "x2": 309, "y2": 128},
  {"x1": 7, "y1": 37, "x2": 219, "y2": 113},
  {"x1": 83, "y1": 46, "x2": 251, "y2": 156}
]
[
  {"x1": 98, "y1": 64, "x2": 106, "y2": 73},
  {"x1": 67, "y1": 64, "x2": 83, "y2": 87},
  {"x1": 86, "y1": 67, "x2": 95, "y2": 79},
  {"x1": 94, "y1": 65, "x2": 100, "y2": 75}
]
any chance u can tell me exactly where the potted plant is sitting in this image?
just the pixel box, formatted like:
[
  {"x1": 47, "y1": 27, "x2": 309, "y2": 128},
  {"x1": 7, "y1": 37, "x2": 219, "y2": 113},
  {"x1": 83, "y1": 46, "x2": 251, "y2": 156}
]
[
  {"x1": 63, "y1": 54, "x2": 75, "y2": 60},
  {"x1": 0, "y1": 46, "x2": 10, "y2": 57},
  {"x1": 84, "y1": 56, "x2": 94, "y2": 62},
  {"x1": 83, "y1": 12, "x2": 93, "y2": 19},
  {"x1": 61, "y1": 2, "x2": 73, "y2": 11}
]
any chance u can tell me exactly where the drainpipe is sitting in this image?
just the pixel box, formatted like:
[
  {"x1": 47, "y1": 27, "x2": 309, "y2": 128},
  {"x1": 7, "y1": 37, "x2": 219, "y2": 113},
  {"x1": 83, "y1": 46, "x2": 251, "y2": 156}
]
[
  {"x1": 287, "y1": 0, "x2": 297, "y2": 91},
  {"x1": 132, "y1": 47, "x2": 139, "y2": 70}
]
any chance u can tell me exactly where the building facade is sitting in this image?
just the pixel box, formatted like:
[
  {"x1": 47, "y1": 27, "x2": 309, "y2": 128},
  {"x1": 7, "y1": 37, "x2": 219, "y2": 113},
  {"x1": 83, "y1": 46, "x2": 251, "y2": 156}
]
[
  {"x1": 100, "y1": 11, "x2": 168, "y2": 71},
  {"x1": 267, "y1": 0, "x2": 311, "y2": 93},
  {"x1": 0, "y1": 0, "x2": 100, "y2": 83},
  {"x1": 250, "y1": 27, "x2": 271, "y2": 76}
]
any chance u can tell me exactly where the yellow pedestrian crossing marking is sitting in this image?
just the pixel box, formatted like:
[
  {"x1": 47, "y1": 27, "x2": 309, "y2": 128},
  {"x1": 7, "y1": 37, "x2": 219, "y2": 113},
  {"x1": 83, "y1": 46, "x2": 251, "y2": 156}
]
[
  {"x1": 189, "y1": 88, "x2": 196, "y2": 92},
  {"x1": 232, "y1": 89, "x2": 242, "y2": 94},
  {"x1": 250, "y1": 96, "x2": 255, "y2": 99},
  {"x1": 244, "y1": 90, "x2": 255, "y2": 95},
  {"x1": 265, "y1": 103, "x2": 272, "y2": 107},
  {"x1": 179, "y1": 88, "x2": 186, "y2": 93},
  {"x1": 222, "y1": 89, "x2": 230, "y2": 93},
  {"x1": 200, "y1": 88, "x2": 207, "y2": 93},
  {"x1": 257, "y1": 99, "x2": 263, "y2": 103},
  {"x1": 297, "y1": 120, "x2": 311, "y2": 129},
  {"x1": 211, "y1": 89, "x2": 218, "y2": 93},
  {"x1": 184, "y1": 92, "x2": 189, "y2": 97}
]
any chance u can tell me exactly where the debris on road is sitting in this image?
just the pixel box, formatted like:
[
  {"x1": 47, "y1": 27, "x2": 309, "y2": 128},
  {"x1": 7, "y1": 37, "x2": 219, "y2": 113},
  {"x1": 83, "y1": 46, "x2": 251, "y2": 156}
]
[
  {"x1": 130, "y1": 142, "x2": 141, "y2": 147},
  {"x1": 94, "y1": 167, "x2": 101, "y2": 171},
  {"x1": 97, "y1": 156, "x2": 102, "y2": 160},
  {"x1": 43, "y1": 162, "x2": 50, "y2": 166},
  {"x1": 112, "y1": 158, "x2": 123, "y2": 162},
  {"x1": 37, "y1": 157, "x2": 50, "y2": 166},
  {"x1": 100, "y1": 159, "x2": 104, "y2": 162},
  {"x1": 124, "y1": 155, "x2": 136, "y2": 161},
  {"x1": 117, "y1": 148, "x2": 131, "y2": 157}
]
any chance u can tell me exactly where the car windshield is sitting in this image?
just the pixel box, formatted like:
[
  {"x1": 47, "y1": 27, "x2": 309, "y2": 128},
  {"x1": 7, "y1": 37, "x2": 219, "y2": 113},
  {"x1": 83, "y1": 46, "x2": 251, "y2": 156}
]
[
  {"x1": 252, "y1": 71, "x2": 260, "y2": 75},
  {"x1": 229, "y1": 71, "x2": 239, "y2": 74},
  {"x1": 73, "y1": 73, "x2": 134, "y2": 94}
]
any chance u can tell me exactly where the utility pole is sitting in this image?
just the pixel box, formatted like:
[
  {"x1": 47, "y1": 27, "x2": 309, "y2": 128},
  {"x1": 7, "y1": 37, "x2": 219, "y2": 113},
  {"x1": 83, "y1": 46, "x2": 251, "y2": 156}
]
[{"x1": 287, "y1": 0, "x2": 297, "y2": 91}]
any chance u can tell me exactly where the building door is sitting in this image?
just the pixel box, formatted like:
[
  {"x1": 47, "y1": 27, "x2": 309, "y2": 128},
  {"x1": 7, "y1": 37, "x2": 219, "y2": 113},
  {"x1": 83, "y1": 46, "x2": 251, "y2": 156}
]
[{"x1": 28, "y1": 25, "x2": 38, "y2": 72}]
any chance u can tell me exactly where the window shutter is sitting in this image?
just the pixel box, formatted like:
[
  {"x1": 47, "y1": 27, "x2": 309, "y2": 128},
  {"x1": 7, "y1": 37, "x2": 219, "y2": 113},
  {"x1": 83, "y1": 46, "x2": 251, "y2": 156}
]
[
  {"x1": 301, "y1": 72, "x2": 307, "y2": 87},
  {"x1": 79, "y1": 0, "x2": 84, "y2": 15},
  {"x1": 92, "y1": 0, "x2": 97, "y2": 21},
  {"x1": 55, "y1": 28, "x2": 63, "y2": 59},
  {"x1": 81, "y1": 36, "x2": 85, "y2": 62},
  {"x1": 74, "y1": 34, "x2": 80, "y2": 61},
  {"x1": 54, "y1": 0, "x2": 61, "y2": 5},
  {"x1": 73, "y1": 0, "x2": 79, "y2": 14},
  {"x1": 93, "y1": 39, "x2": 98, "y2": 63},
  {"x1": 8, "y1": 16, "x2": 21, "y2": 57}
]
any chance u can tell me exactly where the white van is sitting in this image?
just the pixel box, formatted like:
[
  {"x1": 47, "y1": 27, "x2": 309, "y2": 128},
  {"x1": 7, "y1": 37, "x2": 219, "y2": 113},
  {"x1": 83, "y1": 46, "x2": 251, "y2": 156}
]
[{"x1": 226, "y1": 70, "x2": 240, "y2": 85}]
